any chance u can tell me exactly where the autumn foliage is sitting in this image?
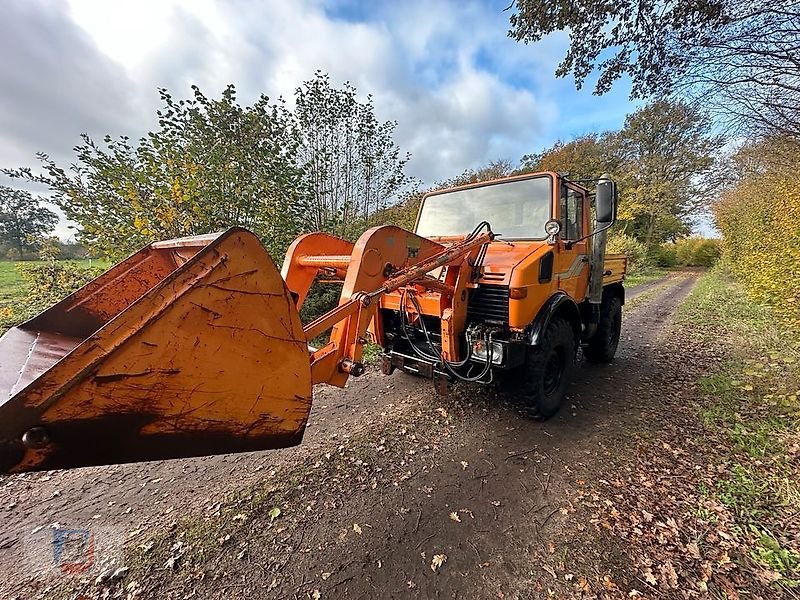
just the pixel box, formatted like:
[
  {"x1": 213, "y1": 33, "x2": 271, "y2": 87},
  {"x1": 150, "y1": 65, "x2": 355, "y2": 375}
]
[{"x1": 714, "y1": 138, "x2": 800, "y2": 328}]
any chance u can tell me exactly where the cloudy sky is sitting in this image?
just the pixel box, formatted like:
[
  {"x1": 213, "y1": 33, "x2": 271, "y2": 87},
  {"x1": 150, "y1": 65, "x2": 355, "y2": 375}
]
[{"x1": 0, "y1": 0, "x2": 639, "y2": 239}]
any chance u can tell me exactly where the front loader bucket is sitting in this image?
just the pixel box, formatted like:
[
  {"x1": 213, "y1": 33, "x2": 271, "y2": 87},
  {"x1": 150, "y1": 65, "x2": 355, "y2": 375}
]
[{"x1": 0, "y1": 228, "x2": 312, "y2": 473}]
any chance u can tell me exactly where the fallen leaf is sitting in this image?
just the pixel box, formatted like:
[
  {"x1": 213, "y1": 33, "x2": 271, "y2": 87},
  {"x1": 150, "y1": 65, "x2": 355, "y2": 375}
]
[
  {"x1": 686, "y1": 541, "x2": 701, "y2": 559},
  {"x1": 460, "y1": 461, "x2": 469, "y2": 470},
  {"x1": 311, "y1": 590, "x2": 321, "y2": 600},
  {"x1": 268, "y1": 507, "x2": 281, "y2": 522},
  {"x1": 431, "y1": 553, "x2": 447, "y2": 572},
  {"x1": 449, "y1": 512, "x2": 461, "y2": 523},
  {"x1": 431, "y1": 554, "x2": 447, "y2": 573},
  {"x1": 602, "y1": 575, "x2": 617, "y2": 590},
  {"x1": 321, "y1": 572, "x2": 332, "y2": 580},
  {"x1": 660, "y1": 561, "x2": 678, "y2": 588},
  {"x1": 353, "y1": 523, "x2": 362, "y2": 535}
]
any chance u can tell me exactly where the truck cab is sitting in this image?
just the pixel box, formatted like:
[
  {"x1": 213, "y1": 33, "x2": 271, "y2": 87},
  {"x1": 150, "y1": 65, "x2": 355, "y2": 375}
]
[{"x1": 378, "y1": 171, "x2": 626, "y2": 417}]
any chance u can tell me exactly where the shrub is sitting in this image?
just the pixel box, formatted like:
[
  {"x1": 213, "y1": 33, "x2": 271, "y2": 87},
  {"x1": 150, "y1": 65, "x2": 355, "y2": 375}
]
[
  {"x1": 691, "y1": 239, "x2": 722, "y2": 267},
  {"x1": 669, "y1": 237, "x2": 722, "y2": 267},
  {"x1": 299, "y1": 281, "x2": 341, "y2": 323},
  {"x1": 607, "y1": 232, "x2": 650, "y2": 274},
  {"x1": 652, "y1": 244, "x2": 678, "y2": 267},
  {"x1": 714, "y1": 138, "x2": 800, "y2": 328},
  {"x1": 7, "y1": 262, "x2": 104, "y2": 328},
  {"x1": 675, "y1": 238, "x2": 699, "y2": 266}
]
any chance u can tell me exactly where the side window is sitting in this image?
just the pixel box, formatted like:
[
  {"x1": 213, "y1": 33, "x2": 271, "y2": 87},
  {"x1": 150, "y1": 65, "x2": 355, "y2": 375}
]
[{"x1": 560, "y1": 188, "x2": 583, "y2": 240}]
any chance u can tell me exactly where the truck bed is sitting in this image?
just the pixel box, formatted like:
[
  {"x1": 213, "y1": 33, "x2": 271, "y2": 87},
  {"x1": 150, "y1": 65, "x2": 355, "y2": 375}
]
[{"x1": 602, "y1": 253, "x2": 627, "y2": 286}]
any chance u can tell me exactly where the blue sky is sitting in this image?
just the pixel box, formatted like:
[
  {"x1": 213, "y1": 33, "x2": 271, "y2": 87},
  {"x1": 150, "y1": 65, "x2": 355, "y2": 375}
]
[{"x1": 0, "y1": 0, "x2": 643, "y2": 237}]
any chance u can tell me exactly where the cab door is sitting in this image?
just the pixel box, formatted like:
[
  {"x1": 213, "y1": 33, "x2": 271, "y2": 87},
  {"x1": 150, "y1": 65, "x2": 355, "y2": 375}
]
[{"x1": 555, "y1": 184, "x2": 589, "y2": 300}]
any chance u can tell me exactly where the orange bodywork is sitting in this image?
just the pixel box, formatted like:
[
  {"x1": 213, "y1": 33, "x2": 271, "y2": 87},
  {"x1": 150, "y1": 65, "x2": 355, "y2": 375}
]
[
  {"x1": 380, "y1": 241, "x2": 625, "y2": 332},
  {"x1": 0, "y1": 229, "x2": 313, "y2": 472},
  {"x1": 382, "y1": 172, "x2": 626, "y2": 333}
]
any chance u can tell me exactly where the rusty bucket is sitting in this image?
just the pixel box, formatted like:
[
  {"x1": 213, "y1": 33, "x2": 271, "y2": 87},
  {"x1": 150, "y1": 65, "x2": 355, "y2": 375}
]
[{"x1": 0, "y1": 228, "x2": 312, "y2": 473}]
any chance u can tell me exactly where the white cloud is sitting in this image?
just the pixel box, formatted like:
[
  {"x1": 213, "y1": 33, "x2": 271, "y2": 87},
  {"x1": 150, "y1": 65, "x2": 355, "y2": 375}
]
[{"x1": 1, "y1": 0, "x2": 635, "y2": 238}]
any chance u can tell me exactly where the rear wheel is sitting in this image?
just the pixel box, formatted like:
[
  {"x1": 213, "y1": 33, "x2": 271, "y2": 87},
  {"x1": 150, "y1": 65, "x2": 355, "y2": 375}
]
[
  {"x1": 502, "y1": 317, "x2": 576, "y2": 419},
  {"x1": 583, "y1": 295, "x2": 622, "y2": 364}
]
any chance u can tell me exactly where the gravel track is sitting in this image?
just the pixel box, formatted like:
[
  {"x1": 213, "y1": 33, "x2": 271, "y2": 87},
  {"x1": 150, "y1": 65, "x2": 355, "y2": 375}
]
[{"x1": 0, "y1": 272, "x2": 699, "y2": 598}]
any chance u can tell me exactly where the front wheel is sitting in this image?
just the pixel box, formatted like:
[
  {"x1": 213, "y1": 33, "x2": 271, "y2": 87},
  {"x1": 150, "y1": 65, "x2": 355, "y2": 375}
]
[{"x1": 501, "y1": 317, "x2": 576, "y2": 419}]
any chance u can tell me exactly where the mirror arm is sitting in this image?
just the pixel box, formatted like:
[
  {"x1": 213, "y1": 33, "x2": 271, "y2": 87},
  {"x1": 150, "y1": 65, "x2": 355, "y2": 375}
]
[{"x1": 563, "y1": 220, "x2": 615, "y2": 250}]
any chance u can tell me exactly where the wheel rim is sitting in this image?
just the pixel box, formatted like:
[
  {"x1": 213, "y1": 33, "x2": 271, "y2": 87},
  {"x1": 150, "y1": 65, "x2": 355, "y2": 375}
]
[{"x1": 542, "y1": 347, "x2": 565, "y2": 396}]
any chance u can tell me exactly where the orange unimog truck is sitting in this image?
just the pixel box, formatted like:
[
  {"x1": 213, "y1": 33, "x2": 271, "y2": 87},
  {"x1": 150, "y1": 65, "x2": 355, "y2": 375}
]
[
  {"x1": 0, "y1": 172, "x2": 625, "y2": 473},
  {"x1": 376, "y1": 172, "x2": 626, "y2": 417}
]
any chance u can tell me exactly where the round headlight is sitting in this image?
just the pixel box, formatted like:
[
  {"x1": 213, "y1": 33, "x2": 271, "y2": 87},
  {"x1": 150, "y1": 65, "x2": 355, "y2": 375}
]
[{"x1": 544, "y1": 219, "x2": 561, "y2": 236}]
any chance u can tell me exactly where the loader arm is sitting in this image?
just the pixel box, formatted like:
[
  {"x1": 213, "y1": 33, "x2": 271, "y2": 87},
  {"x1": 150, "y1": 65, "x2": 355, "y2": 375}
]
[{"x1": 0, "y1": 225, "x2": 492, "y2": 473}]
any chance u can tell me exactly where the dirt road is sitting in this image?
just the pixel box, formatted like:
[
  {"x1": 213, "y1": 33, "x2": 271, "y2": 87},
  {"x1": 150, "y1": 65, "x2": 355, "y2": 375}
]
[{"x1": 0, "y1": 272, "x2": 699, "y2": 598}]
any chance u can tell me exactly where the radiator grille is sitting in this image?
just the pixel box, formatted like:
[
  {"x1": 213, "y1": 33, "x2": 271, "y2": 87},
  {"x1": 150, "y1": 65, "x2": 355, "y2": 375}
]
[
  {"x1": 468, "y1": 284, "x2": 509, "y2": 324},
  {"x1": 481, "y1": 271, "x2": 506, "y2": 283}
]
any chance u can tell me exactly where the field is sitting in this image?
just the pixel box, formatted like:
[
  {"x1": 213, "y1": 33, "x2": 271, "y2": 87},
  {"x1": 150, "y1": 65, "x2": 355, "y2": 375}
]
[
  {"x1": 0, "y1": 261, "x2": 29, "y2": 312},
  {"x1": 0, "y1": 259, "x2": 108, "y2": 309},
  {"x1": 0, "y1": 261, "x2": 664, "y2": 311}
]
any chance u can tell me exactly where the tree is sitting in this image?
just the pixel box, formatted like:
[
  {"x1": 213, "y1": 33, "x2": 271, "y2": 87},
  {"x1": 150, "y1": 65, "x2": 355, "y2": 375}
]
[
  {"x1": 508, "y1": 1, "x2": 800, "y2": 138},
  {"x1": 438, "y1": 159, "x2": 516, "y2": 188},
  {"x1": 517, "y1": 134, "x2": 620, "y2": 180},
  {"x1": 294, "y1": 72, "x2": 412, "y2": 239},
  {"x1": 38, "y1": 236, "x2": 61, "y2": 264},
  {"x1": 5, "y1": 86, "x2": 306, "y2": 259},
  {"x1": 616, "y1": 100, "x2": 721, "y2": 248},
  {"x1": 517, "y1": 102, "x2": 719, "y2": 247},
  {"x1": 0, "y1": 186, "x2": 58, "y2": 255}
]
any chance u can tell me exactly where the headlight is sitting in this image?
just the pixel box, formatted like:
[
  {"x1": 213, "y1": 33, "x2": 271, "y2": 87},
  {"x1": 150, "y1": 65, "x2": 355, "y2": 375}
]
[{"x1": 471, "y1": 339, "x2": 503, "y2": 364}]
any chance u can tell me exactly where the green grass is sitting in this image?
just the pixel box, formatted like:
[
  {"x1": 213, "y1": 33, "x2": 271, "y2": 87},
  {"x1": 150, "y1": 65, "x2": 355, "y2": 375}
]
[
  {"x1": 752, "y1": 529, "x2": 800, "y2": 580},
  {"x1": 0, "y1": 261, "x2": 29, "y2": 310},
  {"x1": 625, "y1": 267, "x2": 668, "y2": 287},
  {"x1": 678, "y1": 268, "x2": 800, "y2": 583},
  {"x1": 0, "y1": 259, "x2": 110, "y2": 335},
  {"x1": 0, "y1": 259, "x2": 109, "y2": 307},
  {"x1": 362, "y1": 342, "x2": 383, "y2": 364}
]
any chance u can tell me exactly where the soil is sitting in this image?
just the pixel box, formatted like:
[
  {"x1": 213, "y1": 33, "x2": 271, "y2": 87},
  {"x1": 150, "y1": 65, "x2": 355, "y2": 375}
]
[{"x1": 0, "y1": 272, "x2": 702, "y2": 599}]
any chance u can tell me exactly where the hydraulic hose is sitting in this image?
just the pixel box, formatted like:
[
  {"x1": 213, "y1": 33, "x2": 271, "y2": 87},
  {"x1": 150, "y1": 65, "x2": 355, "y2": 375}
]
[{"x1": 399, "y1": 288, "x2": 494, "y2": 384}]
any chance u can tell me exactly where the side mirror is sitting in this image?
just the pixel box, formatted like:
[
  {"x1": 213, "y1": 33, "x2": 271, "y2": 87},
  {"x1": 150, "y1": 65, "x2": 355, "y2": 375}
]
[{"x1": 595, "y1": 178, "x2": 616, "y2": 224}]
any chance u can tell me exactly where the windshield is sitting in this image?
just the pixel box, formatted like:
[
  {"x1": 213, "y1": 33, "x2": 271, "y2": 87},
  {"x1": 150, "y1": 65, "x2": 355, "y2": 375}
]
[{"x1": 415, "y1": 176, "x2": 552, "y2": 239}]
